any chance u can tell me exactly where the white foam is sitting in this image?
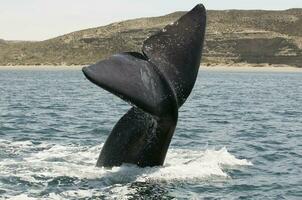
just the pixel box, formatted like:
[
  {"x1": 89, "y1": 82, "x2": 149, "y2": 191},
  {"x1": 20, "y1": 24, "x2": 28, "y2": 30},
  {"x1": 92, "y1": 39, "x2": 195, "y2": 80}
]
[
  {"x1": 7, "y1": 194, "x2": 36, "y2": 200},
  {"x1": 0, "y1": 139, "x2": 252, "y2": 199},
  {"x1": 136, "y1": 147, "x2": 252, "y2": 182}
]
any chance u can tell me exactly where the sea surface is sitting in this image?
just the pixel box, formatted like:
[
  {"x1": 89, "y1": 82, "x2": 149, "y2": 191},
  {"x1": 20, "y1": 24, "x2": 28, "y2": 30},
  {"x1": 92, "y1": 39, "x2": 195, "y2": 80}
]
[{"x1": 0, "y1": 68, "x2": 301, "y2": 199}]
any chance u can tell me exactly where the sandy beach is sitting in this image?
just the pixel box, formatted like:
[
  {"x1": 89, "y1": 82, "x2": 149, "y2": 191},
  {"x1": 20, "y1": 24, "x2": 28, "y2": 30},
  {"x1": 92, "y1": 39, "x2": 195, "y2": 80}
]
[
  {"x1": 0, "y1": 65, "x2": 84, "y2": 71},
  {"x1": 1, "y1": 64, "x2": 301, "y2": 73},
  {"x1": 201, "y1": 65, "x2": 302, "y2": 72}
]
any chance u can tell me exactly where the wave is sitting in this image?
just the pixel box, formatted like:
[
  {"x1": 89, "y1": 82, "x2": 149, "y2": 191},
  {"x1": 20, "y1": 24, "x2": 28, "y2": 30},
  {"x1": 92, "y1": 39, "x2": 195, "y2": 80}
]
[{"x1": 0, "y1": 139, "x2": 252, "y2": 199}]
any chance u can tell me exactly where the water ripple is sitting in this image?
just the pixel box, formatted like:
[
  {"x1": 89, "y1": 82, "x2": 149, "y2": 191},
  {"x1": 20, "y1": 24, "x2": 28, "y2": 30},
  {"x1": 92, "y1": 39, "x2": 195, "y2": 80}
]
[{"x1": 0, "y1": 69, "x2": 301, "y2": 199}]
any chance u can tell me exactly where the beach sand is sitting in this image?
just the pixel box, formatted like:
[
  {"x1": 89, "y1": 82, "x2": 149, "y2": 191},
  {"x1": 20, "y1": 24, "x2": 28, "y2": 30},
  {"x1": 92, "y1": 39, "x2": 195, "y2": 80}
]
[
  {"x1": 0, "y1": 64, "x2": 301, "y2": 72},
  {"x1": 201, "y1": 65, "x2": 302, "y2": 72},
  {"x1": 0, "y1": 65, "x2": 84, "y2": 71},
  {"x1": 200, "y1": 62, "x2": 302, "y2": 72}
]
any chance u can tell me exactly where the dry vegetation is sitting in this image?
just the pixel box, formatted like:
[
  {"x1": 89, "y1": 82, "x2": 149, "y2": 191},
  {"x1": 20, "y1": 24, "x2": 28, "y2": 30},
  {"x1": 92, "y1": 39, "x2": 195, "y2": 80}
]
[{"x1": 0, "y1": 9, "x2": 301, "y2": 67}]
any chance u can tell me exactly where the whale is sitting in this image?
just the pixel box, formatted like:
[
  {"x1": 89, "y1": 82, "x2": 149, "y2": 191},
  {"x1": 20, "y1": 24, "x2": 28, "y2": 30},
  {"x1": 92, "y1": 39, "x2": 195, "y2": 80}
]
[{"x1": 82, "y1": 4, "x2": 207, "y2": 167}]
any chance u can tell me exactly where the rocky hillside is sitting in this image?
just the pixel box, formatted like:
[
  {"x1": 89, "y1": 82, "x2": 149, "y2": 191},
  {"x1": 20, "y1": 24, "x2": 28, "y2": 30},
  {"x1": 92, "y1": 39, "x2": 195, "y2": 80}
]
[{"x1": 0, "y1": 9, "x2": 301, "y2": 67}]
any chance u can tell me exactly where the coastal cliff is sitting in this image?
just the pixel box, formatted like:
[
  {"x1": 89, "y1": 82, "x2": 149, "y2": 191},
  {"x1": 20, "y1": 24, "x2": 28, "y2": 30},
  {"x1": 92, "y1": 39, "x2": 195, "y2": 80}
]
[{"x1": 0, "y1": 9, "x2": 301, "y2": 67}]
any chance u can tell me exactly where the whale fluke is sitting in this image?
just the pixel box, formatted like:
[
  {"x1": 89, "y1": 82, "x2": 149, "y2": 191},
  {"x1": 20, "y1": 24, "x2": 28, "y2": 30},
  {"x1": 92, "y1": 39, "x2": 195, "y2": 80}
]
[
  {"x1": 82, "y1": 4, "x2": 207, "y2": 167},
  {"x1": 82, "y1": 52, "x2": 174, "y2": 116},
  {"x1": 143, "y1": 4, "x2": 206, "y2": 106}
]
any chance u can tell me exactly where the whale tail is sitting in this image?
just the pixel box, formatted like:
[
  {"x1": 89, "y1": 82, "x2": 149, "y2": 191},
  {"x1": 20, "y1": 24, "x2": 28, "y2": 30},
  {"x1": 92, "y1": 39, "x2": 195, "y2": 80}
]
[
  {"x1": 143, "y1": 4, "x2": 207, "y2": 106},
  {"x1": 82, "y1": 4, "x2": 206, "y2": 167}
]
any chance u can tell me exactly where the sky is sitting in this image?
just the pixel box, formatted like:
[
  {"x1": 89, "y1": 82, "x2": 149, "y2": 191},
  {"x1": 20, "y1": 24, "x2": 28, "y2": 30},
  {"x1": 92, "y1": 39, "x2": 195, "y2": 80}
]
[{"x1": 0, "y1": 0, "x2": 301, "y2": 41}]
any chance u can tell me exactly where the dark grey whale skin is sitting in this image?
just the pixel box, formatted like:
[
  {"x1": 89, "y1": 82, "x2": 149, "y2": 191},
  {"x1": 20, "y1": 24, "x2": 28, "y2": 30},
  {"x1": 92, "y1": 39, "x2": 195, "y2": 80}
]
[{"x1": 82, "y1": 4, "x2": 206, "y2": 167}]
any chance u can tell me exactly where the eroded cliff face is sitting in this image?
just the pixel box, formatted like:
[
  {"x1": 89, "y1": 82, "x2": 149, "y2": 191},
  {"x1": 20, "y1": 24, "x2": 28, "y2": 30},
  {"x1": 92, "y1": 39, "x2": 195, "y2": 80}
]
[
  {"x1": 0, "y1": 9, "x2": 301, "y2": 67},
  {"x1": 203, "y1": 9, "x2": 302, "y2": 67}
]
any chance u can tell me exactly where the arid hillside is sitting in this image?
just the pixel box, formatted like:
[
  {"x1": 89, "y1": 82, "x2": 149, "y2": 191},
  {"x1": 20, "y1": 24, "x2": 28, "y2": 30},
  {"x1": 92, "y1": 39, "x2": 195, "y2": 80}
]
[{"x1": 0, "y1": 9, "x2": 301, "y2": 67}]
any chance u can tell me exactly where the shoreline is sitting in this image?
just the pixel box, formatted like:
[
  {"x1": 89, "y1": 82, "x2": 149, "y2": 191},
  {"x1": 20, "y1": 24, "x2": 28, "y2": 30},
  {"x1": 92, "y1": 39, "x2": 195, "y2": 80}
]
[
  {"x1": 200, "y1": 62, "x2": 302, "y2": 72},
  {"x1": 201, "y1": 65, "x2": 302, "y2": 72},
  {"x1": 0, "y1": 64, "x2": 301, "y2": 72},
  {"x1": 0, "y1": 65, "x2": 85, "y2": 70}
]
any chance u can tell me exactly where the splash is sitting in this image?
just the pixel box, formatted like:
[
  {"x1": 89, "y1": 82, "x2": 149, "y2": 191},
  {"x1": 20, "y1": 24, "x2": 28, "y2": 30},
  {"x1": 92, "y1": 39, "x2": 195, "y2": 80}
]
[{"x1": 0, "y1": 139, "x2": 252, "y2": 199}]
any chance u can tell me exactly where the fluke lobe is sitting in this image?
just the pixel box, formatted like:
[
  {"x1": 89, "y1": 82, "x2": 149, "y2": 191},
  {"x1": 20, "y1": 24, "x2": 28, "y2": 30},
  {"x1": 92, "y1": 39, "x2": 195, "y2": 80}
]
[{"x1": 82, "y1": 4, "x2": 206, "y2": 167}]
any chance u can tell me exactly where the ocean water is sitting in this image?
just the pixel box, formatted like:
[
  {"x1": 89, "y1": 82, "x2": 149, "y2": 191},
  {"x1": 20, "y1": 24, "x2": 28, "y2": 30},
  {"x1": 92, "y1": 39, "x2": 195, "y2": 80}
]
[{"x1": 0, "y1": 68, "x2": 301, "y2": 199}]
